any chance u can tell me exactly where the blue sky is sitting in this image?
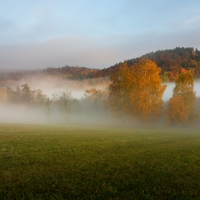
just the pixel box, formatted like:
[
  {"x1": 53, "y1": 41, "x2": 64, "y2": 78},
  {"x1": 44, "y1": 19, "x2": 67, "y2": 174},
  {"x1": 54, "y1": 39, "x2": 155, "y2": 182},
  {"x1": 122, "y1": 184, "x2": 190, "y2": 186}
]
[{"x1": 0, "y1": 0, "x2": 200, "y2": 70}]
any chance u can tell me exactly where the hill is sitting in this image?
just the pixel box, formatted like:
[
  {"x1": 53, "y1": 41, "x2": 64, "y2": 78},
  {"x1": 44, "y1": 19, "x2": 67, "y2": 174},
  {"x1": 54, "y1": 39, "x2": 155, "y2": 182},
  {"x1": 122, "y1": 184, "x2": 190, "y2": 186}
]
[
  {"x1": 0, "y1": 47, "x2": 200, "y2": 85},
  {"x1": 93, "y1": 47, "x2": 200, "y2": 80},
  {"x1": 42, "y1": 47, "x2": 200, "y2": 81}
]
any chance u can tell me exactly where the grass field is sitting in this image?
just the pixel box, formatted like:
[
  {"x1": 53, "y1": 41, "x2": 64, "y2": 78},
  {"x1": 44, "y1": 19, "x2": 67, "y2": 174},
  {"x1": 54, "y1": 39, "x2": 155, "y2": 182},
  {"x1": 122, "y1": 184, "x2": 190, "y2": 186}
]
[{"x1": 0, "y1": 124, "x2": 200, "y2": 199}]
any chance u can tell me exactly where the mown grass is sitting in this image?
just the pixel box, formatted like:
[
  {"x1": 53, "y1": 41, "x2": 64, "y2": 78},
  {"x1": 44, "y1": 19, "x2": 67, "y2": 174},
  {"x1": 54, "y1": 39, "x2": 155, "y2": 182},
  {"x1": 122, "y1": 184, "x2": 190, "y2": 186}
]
[{"x1": 0, "y1": 124, "x2": 200, "y2": 199}]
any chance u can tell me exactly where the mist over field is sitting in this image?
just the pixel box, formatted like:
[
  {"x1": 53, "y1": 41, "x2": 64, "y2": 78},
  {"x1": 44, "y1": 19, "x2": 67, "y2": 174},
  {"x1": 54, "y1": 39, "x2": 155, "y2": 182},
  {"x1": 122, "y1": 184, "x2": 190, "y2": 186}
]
[
  {"x1": 22, "y1": 78, "x2": 200, "y2": 102},
  {"x1": 0, "y1": 75, "x2": 200, "y2": 126},
  {"x1": 0, "y1": 100, "x2": 115, "y2": 125},
  {"x1": 6, "y1": 76, "x2": 109, "y2": 99},
  {"x1": 0, "y1": 104, "x2": 46, "y2": 124},
  {"x1": 0, "y1": 103, "x2": 114, "y2": 125},
  {"x1": 0, "y1": 76, "x2": 113, "y2": 125},
  {"x1": 6, "y1": 75, "x2": 200, "y2": 100}
]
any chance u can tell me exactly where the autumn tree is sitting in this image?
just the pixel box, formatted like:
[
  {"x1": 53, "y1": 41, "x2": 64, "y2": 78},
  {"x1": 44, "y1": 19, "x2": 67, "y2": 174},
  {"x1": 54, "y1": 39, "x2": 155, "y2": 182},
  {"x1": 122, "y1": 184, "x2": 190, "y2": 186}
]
[
  {"x1": 166, "y1": 95, "x2": 189, "y2": 125},
  {"x1": 107, "y1": 59, "x2": 166, "y2": 124},
  {"x1": 107, "y1": 62, "x2": 131, "y2": 122},
  {"x1": 166, "y1": 69, "x2": 199, "y2": 125},
  {"x1": 83, "y1": 88, "x2": 108, "y2": 113}
]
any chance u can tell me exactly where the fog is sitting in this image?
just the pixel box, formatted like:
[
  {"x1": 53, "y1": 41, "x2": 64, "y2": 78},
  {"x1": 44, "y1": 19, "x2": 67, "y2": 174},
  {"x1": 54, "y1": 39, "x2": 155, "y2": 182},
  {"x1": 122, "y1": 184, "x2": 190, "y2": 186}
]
[
  {"x1": 0, "y1": 77, "x2": 200, "y2": 126},
  {"x1": 163, "y1": 81, "x2": 200, "y2": 101},
  {"x1": 4, "y1": 75, "x2": 200, "y2": 101},
  {"x1": 0, "y1": 104, "x2": 46, "y2": 124},
  {"x1": 0, "y1": 76, "x2": 114, "y2": 125},
  {"x1": 27, "y1": 78, "x2": 200, "y2": 101},
  {"x1": 13, "y1": 76, "x2": 109, "y2": 99},
  {"x1": 0, "y1": 103, "x2": 115, "y2": 125},
  {"x1": 194, "y1": 81, "x2": 200, "y2": 97}
]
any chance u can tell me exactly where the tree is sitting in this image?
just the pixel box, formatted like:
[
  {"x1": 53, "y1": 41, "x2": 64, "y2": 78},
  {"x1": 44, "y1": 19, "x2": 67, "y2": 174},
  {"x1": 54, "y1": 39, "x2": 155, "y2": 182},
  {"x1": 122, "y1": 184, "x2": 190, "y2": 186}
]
[
  {"x1": 21, "y1": 83, "x2": 32, "y2": 103},
  {"x1": 107, "y1": 62, "x2": 131, "y2": 122},
  {"x1": 83, "y1": 88, "x2": 108, "y2": 113},
  {"x1": 34, "y1": 89, "x2": 46, "y2": 105},
  {"x1": 14, "y1": 84, "x2": 21, "y2": 103},
  {"x1": 5, "y1": 87, "x2": 15, "y2": 103},
  {"x1": 53, "y1": 91, "x2": 73, "y2": 122},
  {"x1": 43, "y1": 97, "x2": 52, "y2": 123},
  {"x1": 107, "y1": 59, "x2": 166, "y2": 124},
  {"x1": 166, "y1": 95, "x2": 189, "y2": 125},
  {"x1": 166, "y1": 69, "x2": 199, "y2": 125}
]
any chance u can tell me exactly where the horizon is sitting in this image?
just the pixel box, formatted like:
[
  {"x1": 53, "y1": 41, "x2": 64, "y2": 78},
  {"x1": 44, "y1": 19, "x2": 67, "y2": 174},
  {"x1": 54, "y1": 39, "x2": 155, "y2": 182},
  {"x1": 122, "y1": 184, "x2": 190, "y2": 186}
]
[{"x1": 0, "y1": 46, "x2": 199, "y2": 72}]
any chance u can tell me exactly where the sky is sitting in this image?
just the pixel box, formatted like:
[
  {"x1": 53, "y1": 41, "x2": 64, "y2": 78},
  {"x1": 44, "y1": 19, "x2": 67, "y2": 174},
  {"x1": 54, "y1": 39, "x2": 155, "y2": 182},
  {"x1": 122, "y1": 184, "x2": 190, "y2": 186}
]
[{"x1": 0, "y1": 0, "x2": 200, "y2": 70}]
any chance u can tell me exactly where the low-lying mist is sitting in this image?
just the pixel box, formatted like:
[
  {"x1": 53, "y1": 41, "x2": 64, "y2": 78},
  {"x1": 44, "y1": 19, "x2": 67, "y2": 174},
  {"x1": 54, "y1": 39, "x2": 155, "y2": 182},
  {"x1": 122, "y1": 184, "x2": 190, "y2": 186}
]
[
  {"x1": 4, "y1": 74, "x2": 200, "y2": 100},
  {"x1": 0, "y1": 76, "x2": 114, "y2": 125},
  {"x1": 0, "y1": 102, "x2": 116, "y2": 125},
  {"x1": 0, "y1": 104, "x2": 46, "y2": 124},
  {"x1": 1, "y1": 76, "x2": 200, "y2": 126},
  {"x1": 9, "y1": 75, "x2": 109, "y2": 99}
]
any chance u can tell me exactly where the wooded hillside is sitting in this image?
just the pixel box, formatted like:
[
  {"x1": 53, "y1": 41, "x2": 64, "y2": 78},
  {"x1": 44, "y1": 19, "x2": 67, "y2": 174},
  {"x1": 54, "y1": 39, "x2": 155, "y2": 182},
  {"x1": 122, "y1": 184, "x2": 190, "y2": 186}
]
[
  {"x1": 96, "y1": 47, "x2": 200, "y2": 80},
  {"x1": 0, "y1": 47, "x2": 200, "y2": 85}
]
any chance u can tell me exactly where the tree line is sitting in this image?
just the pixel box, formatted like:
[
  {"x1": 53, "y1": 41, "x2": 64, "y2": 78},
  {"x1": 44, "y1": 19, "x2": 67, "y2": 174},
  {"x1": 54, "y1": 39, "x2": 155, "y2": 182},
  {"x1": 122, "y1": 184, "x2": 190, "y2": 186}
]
[
  {"x1": 107, "y1": 59, "x2": 199, "y2": 126},
  {"x1": 0, "y1": 84, "x2": 109, "y2": 124},
  {"x1": 87, "y1": 47, "x2": 200, "y2": 80},
  {"x1": 0, "y1": 58, "x2": 199, "y2": 126}
]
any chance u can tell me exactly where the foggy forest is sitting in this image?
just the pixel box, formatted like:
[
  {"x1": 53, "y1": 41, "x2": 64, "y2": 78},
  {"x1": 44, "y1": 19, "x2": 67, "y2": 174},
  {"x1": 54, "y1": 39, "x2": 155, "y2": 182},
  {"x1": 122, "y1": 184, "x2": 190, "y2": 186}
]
[{"x1": 0, "y1": 47, "x2": 200, "y2": 127}]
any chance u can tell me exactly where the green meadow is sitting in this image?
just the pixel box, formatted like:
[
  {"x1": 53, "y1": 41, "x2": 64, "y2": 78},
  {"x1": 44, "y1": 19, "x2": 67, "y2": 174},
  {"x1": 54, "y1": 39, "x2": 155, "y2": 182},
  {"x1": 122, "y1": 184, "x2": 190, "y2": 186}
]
[{"x1": 0, "y1": 124, "x2": 200, "y2": 199}]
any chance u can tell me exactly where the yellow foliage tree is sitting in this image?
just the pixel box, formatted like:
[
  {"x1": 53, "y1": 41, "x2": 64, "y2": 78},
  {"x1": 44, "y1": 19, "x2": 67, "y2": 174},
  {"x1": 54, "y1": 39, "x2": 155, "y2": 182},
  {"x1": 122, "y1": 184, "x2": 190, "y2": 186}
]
[
  {"x1": 107, "y1": 62, "x2": 131, "y2": 121},
  {"x1": 107, "y1": 59, "x2": 166, "y2": 124},
  {"x1": 166, "y1": 95, "x2": 189, "y2": 125},
  {"x1": 166, "y1": 69, "x2": 199, "y2": 125}
]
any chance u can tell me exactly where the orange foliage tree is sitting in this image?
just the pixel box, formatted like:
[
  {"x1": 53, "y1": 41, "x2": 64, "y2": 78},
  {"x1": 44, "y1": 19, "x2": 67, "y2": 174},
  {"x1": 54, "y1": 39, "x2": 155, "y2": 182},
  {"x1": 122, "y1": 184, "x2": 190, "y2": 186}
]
[
  {"x1": 166, "y1": 69, "x2": 199, "y2": 125},
  {"x1": 107, "y1": 59, "x2": 166, "y2": 124},
  {"x1": 166, "y1": 95, "x2": 189, "y2": 125}
]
